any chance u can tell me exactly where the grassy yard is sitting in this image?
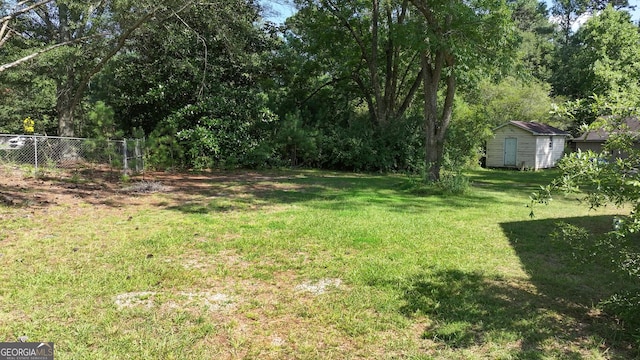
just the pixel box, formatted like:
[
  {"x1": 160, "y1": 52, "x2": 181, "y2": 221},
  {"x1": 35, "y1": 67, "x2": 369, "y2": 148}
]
[{"x1": 0, "y1": 167, "x2": 638, "y2": 359}]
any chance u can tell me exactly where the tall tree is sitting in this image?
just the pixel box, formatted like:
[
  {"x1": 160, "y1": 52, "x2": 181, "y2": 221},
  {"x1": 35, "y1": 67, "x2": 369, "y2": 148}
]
[
  {"x1": 409, "y1": 0, "x2": 516, "y2": 180},
  {"x1": 91, "y1": 0, "x2": 282, "y2": 169},
  {"x1": 466, "y1": 76, "x2": 555, "y2": 129},
  {"x1": 0, "y1": 1, "x2": 59, "y2": 134},
  {"x1": 12, "y1": 0, "x2": 195, "y2": 136},
  {"x1": 291, "y1": 0, "x2": 424, "y2": 128},
  {"x1": 291, "y1": 0, "x2": 516, "y2": 180},
  {"x1": 552, "y1": 6, "x2": 640, "y2": 102},
  {"x1": 0, "y1": 0, "x2": 56, "y2": 72},
  {"x1": 94, "y1": 0, "x2": 275, "y2": 134},
  {"x1": 551, "y1": 0, "x2": 630, "y2": 45},
  {"x1": 508, "y1": 0, "x2": 557, "y2": 82}
]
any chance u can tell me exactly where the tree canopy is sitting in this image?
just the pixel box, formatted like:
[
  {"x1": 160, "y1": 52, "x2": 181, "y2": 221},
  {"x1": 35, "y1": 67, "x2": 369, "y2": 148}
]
[{"x1": 0, "y1": 0, "x2": 638, "y2": 176}]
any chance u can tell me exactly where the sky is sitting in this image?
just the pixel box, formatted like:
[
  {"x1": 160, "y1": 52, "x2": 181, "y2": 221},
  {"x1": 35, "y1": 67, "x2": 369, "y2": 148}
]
[
  {"x1": 262, "y1": 0, "x2": 640, "y2": 25},
  {"x1": 545, "y1": 0, "x2": 640, "y2": 26},
  {"x1": 630, "y1": 0, "x2": 640, "y2": 23},
  {"x1": 260, "y1": 0, "x2": 296, "y2": 24}
]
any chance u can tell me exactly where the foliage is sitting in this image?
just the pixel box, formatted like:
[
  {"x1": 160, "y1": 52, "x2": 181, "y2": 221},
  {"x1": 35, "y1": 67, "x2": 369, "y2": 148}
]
[
  {"x1": 1, "y1": 0, "x2": 638, "y2": 189},
  {"x1": 79, "y1": 101, "x2": 124, "y2": 167},
  {"x1": 317, "y1": 113, "x2": 426, "y2": 173},
  {"x1": 551, "y1": 6, "x2": 640, "y2": 101},
  {"x1": 287, "y1": 0, "x2": 518, "y2": 180},
  {"x1": 508, "y1": 0, "x2": 558, "y2": 82},
  {"x1": 532, "y1": 96, "x2": 640, "y2": 343},
  {"x1": 270, "y1": 28, "x2": 427, "y2": 173},
  {"x1": 0, "y1": 68, "x2": 57, "y2": 134},
  {"x1": 452, "y1": 76, "x2": 559, "y2": 172},
  {"x1": 436, "y1": 169, "x2": 471, "y2": 195},
  {"x1": 84, "y1": 101, "x2": 121, "y2": 140},
  {"x1": 551, "y1": 92, "x2": 638, "y2": 137},
  {"x1": 550, "y1": 0, "x2": 632, "y2": 45},
  {"x1": 147, "y1": 91, "x2": 277, "y2": 170},
  {"x1": 273, "y1": 111, "x2": 318, "y2": 167},
  {"x1": 468, "y1": 77, "x2": 556, "y2": 128},
  {"x1": 94, "y1": 0, "x2": 278, "y2": 136},
  {"x1": 548, "y1": 4, "x2": 639, "y2": 138},
  {"x1": 442, "y1": 99, "x2": 487, "y2": 169},
  {"x1": 413, "y1": 0, "x2": 519, "y2": 181}
]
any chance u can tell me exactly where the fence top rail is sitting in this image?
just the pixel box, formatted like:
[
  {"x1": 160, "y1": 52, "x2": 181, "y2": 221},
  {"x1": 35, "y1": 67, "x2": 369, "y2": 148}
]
[{"x1": 0, "y1": 134, "x2": 127, "y2": 142}]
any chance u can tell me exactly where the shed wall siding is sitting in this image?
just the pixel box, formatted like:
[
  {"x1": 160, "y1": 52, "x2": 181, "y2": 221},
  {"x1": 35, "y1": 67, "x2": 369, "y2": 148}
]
[
  {"x1": 535, "y1": 136, "x2": 566, "y2": 169},
  {"x1": 551, "y1": 137, "x2": 567, "y2": 165},
  {"x1": 486, "y1": 125, "x2": 537, "y2": 168}
]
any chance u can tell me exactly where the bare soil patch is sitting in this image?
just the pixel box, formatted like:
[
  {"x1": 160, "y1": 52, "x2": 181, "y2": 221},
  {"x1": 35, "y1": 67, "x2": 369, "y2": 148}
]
[{"x1": 0, "y1": 166, "x2": 299, "y2": 212}]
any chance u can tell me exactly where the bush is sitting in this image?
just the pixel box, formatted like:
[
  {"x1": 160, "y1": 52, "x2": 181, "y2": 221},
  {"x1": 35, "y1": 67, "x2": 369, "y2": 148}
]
[
  {"x1": 147, "y1": 91, "x2": 278, "y2": 170},
  {"x1": 436, "y1": 171, "x2": 470, "y2": 195},
  {"x1": 311, "y1": 114, "x2": 424, "y2": 173}
]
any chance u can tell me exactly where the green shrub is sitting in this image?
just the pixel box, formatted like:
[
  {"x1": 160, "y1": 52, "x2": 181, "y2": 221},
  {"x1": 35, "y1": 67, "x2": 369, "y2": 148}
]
[
  {"x1": 147, "y1": 91, "x2": 278, "y2": 170},
  {"x1": 436, "y1": 171, "x2": 470, "y2": 195}
]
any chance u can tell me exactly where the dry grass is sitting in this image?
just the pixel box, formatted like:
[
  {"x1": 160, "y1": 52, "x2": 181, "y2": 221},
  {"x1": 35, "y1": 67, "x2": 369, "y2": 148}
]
[{"x1": 0, "y1": 166, "x2": 637, "y2": 359}]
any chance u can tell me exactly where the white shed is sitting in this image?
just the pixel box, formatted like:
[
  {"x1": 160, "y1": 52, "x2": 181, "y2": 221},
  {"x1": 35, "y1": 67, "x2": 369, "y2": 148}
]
[{"x1": 486, "y1": 121, "x2": 570, "y2": 170}]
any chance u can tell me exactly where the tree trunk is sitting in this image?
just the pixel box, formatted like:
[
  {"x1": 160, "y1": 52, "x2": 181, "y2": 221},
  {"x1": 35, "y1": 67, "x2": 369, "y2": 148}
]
[
  {"x1": 423, "y1": 92, "x2": 443, "y2": 182},
  {"x1": 323, "y1": 0, "x2": 420, "y2": 128},
  {"x1": 421, "y1": 50, "x2": 456, "y2": 182},
  {"x1": 57, "y1": 81, "x2": 75, "y2": 137}
]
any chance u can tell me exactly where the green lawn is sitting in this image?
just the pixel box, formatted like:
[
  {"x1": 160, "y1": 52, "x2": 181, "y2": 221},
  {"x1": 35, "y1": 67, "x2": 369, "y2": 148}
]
[{"x1": 0, "y1": 167, "x2": 637, "y2": 359}]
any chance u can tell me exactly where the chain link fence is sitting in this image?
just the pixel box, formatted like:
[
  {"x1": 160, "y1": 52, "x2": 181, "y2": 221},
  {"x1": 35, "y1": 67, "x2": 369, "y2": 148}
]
[{"x1": 0, "y1": 134, "x2": 144, "y2": 173}]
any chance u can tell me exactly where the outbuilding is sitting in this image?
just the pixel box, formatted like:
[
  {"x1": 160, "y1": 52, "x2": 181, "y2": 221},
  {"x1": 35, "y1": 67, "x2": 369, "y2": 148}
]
[
  {"x1": 486, "y1": 121, "x2": 570, "y2": 170},
  {"x1": 571, "y1": 117, "x2": 640, "y2": 156}
]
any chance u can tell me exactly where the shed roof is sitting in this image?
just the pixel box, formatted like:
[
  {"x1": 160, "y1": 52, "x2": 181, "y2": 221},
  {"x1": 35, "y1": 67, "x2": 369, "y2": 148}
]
[
  {"x1": 494, "y1": 121, "x2": 570, "y2": 136},
  {"x1": 573, "y1": 117, "x2": 640, "y2": 142}
]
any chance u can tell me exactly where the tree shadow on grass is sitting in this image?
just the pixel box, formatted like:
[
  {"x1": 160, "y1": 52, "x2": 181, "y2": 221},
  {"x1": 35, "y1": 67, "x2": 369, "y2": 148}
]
[
  {"x1": 399, "y1": 270, "x2": 592, "y2": 358},
  {"x1": 164, "y1": 171, "x2": 500, "y2": 215},
  {"x1": 385, "y1": 215, "x2": 638, "y2": 359},
  {"x1": 501, "y1": 215, "x2": 639, "y2": 313},
  {"x1": 467, "y1": 168, "x2": 560, "y2": 193}
]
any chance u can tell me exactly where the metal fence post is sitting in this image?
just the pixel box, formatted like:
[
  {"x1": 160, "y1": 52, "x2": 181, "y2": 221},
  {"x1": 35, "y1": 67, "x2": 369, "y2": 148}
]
[
  {"x1": 33, "y1": 135, "x2": 38, "y2": 170},
  {"x1": 123, "y1": 139, "x2": 128, "y2": 173},
  {"x1": 135, "y1": 138, "x2": 141, "y2": 173}
]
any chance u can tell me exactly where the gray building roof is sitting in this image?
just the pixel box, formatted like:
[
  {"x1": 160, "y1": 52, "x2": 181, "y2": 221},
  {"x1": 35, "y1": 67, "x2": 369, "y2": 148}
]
[
  {"x1": 573, "y1": 117, "x2": 640, "y2": 142},
  {"x1": 494, "y1": 121, "x2": 570, "y2": 136}
]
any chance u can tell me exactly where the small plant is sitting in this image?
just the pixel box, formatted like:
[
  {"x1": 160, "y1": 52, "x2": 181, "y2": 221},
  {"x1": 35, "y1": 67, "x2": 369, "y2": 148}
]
[
  {"x1": 550, "y1": 222, "x2": 594, "y2": 262},
  {"x1": 423, "y1": 321, "x2": 474, "y2": 348},
  {"x1": 69, "y1": 172, "x2": 83, "y2": 184},
  {"x1": 436, "y1": 171, "x2": 470, "y2": 194},
  {"x1": 17, "y1": 164, "x2": 38, "y2": 178}
]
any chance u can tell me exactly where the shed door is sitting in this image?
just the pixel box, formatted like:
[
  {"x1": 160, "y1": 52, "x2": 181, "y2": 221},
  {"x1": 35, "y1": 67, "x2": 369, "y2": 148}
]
[{"x1": 504, "y1": 138, "x2": 517, "y2": 166}]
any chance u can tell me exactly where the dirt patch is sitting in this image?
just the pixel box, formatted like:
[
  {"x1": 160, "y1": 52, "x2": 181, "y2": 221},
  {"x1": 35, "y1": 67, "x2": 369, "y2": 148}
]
[
  {"x1": 0, "y1": 165, "x2": 311, "y2": 214},
  {"x1": 0, "y1": 166, "x2": 143, "y2": 209},
  {"x1": 114, "y1": 291, "x2": 236, "y2": 312},
  {"x1": 166, "y1": 292, "x2": 236, "y2": 312},
  {"x1": 114, "y1": 291, "x2": 157, "y2": 309},
  {"x1": 119, "y1": 181, "x2": 168, "y2": 194},
  {"x1": 295, "y1": 278, "x2": 343, "y2": 295}
]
